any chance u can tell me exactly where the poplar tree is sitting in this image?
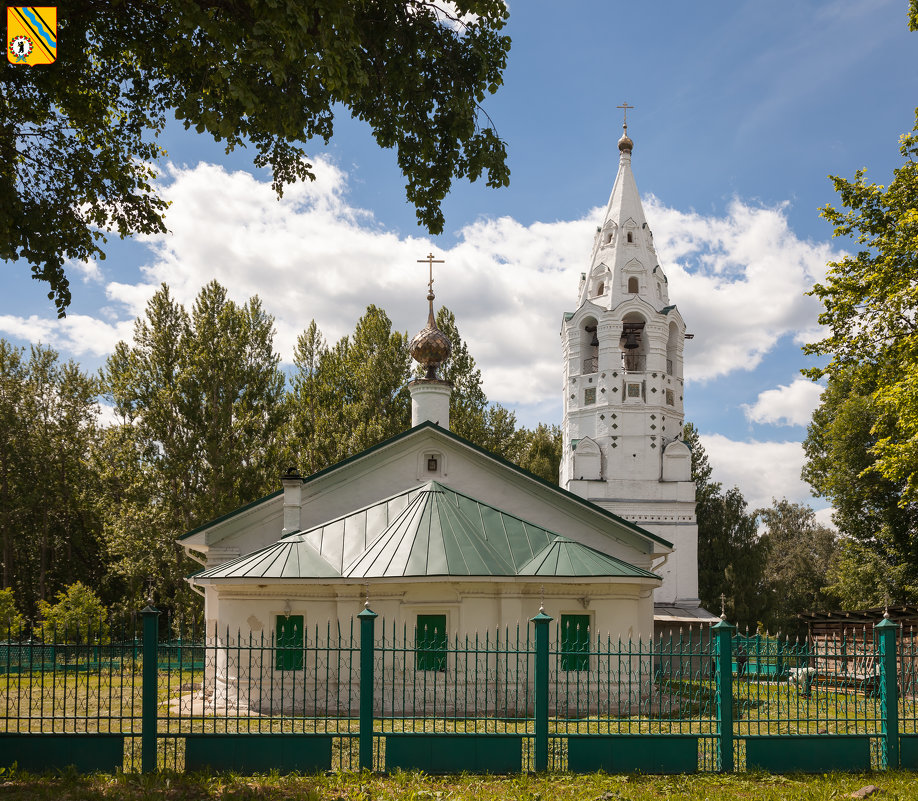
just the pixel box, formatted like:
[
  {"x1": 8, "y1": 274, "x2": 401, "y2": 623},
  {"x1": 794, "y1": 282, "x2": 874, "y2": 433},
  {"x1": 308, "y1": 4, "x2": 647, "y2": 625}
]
[
  {"x1": 101, "y1": 281, "x2": 285, "y2": 615},
  {"x1": 0, "y1": 341, "x2": 103, "y2": 617},
  {"x1": 287, "y1": 306, "x2": 411, "y2": 475},
  {"x1": 515, "y1": 424, "x2": 562, "y2": 485}
]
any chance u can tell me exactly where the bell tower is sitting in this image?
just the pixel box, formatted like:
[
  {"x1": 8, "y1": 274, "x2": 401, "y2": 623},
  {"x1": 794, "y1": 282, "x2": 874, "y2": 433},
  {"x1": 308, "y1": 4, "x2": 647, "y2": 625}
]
[{"x1": 560, "y1": 117, "x2": 705, "y2": 619}]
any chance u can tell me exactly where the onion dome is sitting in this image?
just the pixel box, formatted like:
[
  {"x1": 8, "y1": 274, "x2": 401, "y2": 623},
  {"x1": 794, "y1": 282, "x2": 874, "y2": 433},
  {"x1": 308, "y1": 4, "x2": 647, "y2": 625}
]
[
  {"x1": 618, "y1": 122, "x2": 633, "y2": 153},
  {"x1": 409, "y1": 289, "x2": 452, "y2": 380}
]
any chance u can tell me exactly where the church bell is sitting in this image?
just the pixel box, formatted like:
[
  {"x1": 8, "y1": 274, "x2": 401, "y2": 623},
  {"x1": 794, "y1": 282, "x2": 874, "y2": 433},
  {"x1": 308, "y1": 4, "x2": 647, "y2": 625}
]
[{"x1": 622, "y1": 328, "x2": 640, "y2": 350}]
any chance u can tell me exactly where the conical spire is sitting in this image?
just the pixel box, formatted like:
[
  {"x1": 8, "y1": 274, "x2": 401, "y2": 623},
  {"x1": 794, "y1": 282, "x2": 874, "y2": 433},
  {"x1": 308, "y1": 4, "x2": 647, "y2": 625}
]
[{"x1": 578, "y1": 118, "x2": 668, "y2": 311}]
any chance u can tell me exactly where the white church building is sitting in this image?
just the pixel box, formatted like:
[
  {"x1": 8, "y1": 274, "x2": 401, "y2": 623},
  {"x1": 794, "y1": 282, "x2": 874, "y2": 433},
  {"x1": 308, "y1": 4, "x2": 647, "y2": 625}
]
[{"x1": 178, "y1": 121, "x2": 713, "y2": 712}]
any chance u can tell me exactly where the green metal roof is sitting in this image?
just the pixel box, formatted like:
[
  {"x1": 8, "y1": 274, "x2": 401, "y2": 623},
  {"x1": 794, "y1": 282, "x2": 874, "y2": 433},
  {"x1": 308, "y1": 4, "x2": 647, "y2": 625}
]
[
  {"x1": 190, "y1": 481, "x2": 658, "y2": 583},
  {"x1": 343, "y1": 482, "x2": 519, "y2": 577},
  {"x1": 193, "y1": 532, "x2": 340, "y2": 580},
  {"x1": 517, "y1": 537, "x2": 658, "y2": 579}
]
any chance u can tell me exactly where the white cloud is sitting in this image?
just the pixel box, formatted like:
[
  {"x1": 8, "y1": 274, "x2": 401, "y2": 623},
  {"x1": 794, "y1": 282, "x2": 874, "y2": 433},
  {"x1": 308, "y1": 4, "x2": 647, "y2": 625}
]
[
  {"x1": 96, "y1": 401, "x2": 121, "y2": 428},
  {"x1": 742, "y1": 378, "x2": 825, "y2": 427},
  {"x1": 700, "y1": 433, "x2": 812, "y2": 510},
  {"x1": 0, "y1": 159, "x2": 840, "y2": 414},
  {"x1": 70, "y1": 258, "x2": 103, "y2": 284},
  {"x1": 646, "y1": 197, "x2": 839, "y2": 382},
  {"x1": 0, "y1": 314, "x2": 133, "y2": 357},
  {"x1": 813, "y1": 506, "x2": 837, "y2": 530}
]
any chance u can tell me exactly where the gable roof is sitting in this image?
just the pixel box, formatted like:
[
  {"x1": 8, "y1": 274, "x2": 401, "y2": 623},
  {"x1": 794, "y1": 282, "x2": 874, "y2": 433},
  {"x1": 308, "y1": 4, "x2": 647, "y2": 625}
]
[
  {"x1": 180, "y1": 421, "x2": 672, "y2": 552},
  {"x1": 191, "y1": 481, "x2": 660, "y2": 584}
]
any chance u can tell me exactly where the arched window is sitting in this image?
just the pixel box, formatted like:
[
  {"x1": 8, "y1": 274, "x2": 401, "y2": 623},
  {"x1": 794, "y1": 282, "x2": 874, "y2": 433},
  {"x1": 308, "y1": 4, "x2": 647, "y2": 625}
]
[
  {"x1": 581, "y1": 318, "x2": 599, "y2": 374},
  {"x1": 620, "y1": 312, "x2": 647, "y2": 373},
  {"x1": 596, "y1": 281, "x2": 604, "y2": 295},
  {"x1": 628, "y1": 277, "x2": 638, "y2": 293},
  {"x1": 627, "y1": 231, "x2": 633, "y2": 243}
]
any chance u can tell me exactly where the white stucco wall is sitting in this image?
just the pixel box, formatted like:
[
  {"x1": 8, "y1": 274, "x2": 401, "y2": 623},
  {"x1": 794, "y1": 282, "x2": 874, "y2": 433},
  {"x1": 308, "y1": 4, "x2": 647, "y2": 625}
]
[{"x1": 195, "y1": 577, "x2": 656, "y2": 717}]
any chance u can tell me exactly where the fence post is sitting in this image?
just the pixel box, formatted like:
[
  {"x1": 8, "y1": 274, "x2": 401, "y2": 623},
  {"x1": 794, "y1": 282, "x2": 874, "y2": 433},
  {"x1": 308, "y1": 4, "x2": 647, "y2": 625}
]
[
  {"x1": 531, "y1": 608, "x2": 552, "y2": 772},
  {"x1": 876, "y1": 614, "x2": 899, "y2": 769},
  {"x1": 358, "y1": 605, "x2": 378, "y2": 772},
  {"x1": 713, "y1": 617, "x2": 735, "y2": 773},
  {"x1": 141, "y1": 605, "x2": 160, "y2": 774}
]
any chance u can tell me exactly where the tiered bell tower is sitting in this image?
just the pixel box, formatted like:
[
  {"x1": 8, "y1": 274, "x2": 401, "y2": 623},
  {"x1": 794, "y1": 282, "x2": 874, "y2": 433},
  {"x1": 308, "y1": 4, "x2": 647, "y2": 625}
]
[{"x1": 560, "y1": 118, "x2": 705, "y2": 619}]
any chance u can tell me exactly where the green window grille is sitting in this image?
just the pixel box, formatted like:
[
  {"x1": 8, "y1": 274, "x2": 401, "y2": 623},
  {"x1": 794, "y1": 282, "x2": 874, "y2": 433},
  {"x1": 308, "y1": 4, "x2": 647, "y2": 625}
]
[
  {"x1": 561, "y1": 614, "x2": 590, "y2": 671},
  {"x1": 416, "y1": 614, "x2": 447, "y2": 672},
  {"x1": 275, "y1": 614, "x2": 304, "y2": 671}
]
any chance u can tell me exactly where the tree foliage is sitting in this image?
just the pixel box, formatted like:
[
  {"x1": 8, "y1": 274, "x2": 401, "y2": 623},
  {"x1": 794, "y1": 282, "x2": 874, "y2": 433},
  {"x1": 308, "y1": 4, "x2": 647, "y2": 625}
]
[
  {"x1": 757, "y1": 499, "x2": 838, "y2": 633},
  {"x1": 0, "y1": 341, "x2": 103, "y2": 617},
  {"x1": 516, "y1": 424, "x2": 563, "y2": 485},
  {"x1": 102, "y1": 281, "x2": 286, "y2": 615},
  {"x1": 0, "y1": 588, "x2": 25, "y2": 635},
  {"x1": 1, "y1": 289, "x2": 562, "y2": 618},
  {"x1": 803, "y1": 365, "x2": 918, "y2": 606},
  {"x1": 37, "y1": 582, "x2": 108, "y2": 643},
  {"x1": 287, "y1": 305, "x2": 412, "y2": 474},
  {"x1": 1, "y1": 1, "x2": 510, "y2": 315},
  {"x1": 804, "y1": 109, "x2": 918, "y2": 502},
  {"x1": 685, "y1": 424, "x2": 768, "y2": 629}
]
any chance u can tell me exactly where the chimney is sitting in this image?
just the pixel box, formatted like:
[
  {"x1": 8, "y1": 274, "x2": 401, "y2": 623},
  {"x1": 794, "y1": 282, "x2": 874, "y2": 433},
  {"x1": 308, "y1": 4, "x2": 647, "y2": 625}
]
[{"x1": 281, "y1": 466, "x2": 303, "y2": 534}]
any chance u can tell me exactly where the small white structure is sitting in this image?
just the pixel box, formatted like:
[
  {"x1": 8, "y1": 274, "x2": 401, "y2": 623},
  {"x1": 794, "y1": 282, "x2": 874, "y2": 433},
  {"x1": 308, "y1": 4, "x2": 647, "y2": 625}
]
[
  {"x1": 559, "y1": 122, "x2": 716, "y2": 634},
  {"x1": 180, "y1": 276, "x2": 670, "y2": 714}
]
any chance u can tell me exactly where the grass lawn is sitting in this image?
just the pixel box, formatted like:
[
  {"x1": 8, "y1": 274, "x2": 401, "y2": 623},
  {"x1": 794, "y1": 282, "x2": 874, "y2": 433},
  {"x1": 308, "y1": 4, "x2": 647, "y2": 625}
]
[{"x1": 0, "y1": 770, "x2": 916, "y2": 801}]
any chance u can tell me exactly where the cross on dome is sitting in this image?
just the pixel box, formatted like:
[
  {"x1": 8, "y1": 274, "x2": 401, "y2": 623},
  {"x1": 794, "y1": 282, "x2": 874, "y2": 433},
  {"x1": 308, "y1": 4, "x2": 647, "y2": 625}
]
[
  {"x1": 417, "y1": 252, "x2": 445, "y2": 297},
  {"x1": 409, "y1": 254, "x2": 451, "y2": 380},
  {"x1": 616, "y1": 102, "x2": 635, "y2": 153}
]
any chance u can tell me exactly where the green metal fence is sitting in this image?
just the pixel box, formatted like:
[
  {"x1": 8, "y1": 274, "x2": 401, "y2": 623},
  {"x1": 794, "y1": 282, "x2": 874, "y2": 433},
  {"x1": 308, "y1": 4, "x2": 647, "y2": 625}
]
[{"x1": 1, "y1": 608, "x2": 916, "y2": 774}]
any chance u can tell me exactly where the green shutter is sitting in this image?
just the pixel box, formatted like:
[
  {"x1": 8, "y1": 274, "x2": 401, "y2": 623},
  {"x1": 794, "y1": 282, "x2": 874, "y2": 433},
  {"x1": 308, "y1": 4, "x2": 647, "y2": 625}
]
[
  {"x1": 275, "y1": 615, "x2": 304, "y2": 671},
  {"x1": 560, "y1": 614, "x2": 590, "y2": 671},
  {"x1": 416, "y1": 614, "x2": 447, "y2": 672}
]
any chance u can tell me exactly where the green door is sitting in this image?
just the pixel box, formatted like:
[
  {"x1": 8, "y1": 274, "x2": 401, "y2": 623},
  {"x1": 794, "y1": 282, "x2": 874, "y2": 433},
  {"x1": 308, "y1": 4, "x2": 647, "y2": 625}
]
[
  {"x1": 560, "y1": 614, "x2": 590, "y2": 671},
  {"x1": 416, "y1": 614, "x2": 447, "y2": 671},
  {"x1": 275, "y1": 615, "x2": 304, "y2": 671}
]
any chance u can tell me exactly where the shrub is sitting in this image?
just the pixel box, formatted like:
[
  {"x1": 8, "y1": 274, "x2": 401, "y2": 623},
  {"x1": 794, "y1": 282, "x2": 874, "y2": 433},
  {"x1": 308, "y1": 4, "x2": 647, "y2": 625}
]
[
  {"x1": 0, "y1": 588, "x2": 25, "y2": 636},
  {"x1": 37, "y1": 582, "x2": 108, "y2": 643}
]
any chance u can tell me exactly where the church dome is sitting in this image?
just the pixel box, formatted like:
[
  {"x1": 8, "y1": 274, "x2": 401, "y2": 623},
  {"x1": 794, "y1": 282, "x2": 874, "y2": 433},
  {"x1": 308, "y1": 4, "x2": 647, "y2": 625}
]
[
  {"x1": 410, "y1": 290, "x2": 452, "y2": 380},
  {"x1": 618, "y1": 125, "x2": 633, "y2": 153}
]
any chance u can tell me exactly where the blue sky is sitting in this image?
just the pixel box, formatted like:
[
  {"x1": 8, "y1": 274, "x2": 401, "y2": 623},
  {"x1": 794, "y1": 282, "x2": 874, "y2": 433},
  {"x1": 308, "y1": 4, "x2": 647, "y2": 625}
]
[{"x1": 2, "y1": 0, "x2": 916, "y2": 518}]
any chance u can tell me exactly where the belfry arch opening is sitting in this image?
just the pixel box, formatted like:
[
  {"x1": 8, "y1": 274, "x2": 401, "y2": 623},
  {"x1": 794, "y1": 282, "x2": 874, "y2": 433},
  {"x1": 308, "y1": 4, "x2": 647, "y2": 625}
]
[
  {"x1": 581, "y1": 317, "x2": 599, "y2": 374},
  {"x1": 620, "y1": 312, "x2": 646, "y2": 372}
]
